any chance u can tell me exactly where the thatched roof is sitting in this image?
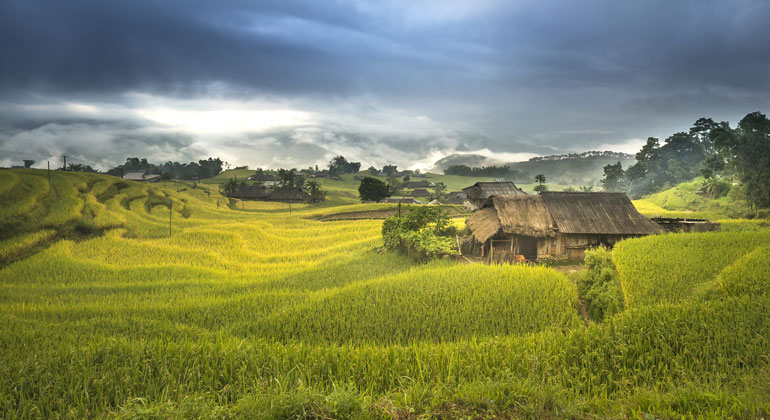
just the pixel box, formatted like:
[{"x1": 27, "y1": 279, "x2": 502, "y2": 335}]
[
  {"x1": 494, "y1": 195, "x2": 554, "y2": 238},
  {"x1": 540, "y1": 192, "x2": 661, "y2": 235},
  {"x1": 466, "y1": 192, "x2": 660, "y2": 241},
  {"x1": 466, "y1": 207, "x2": 502, "y2": 243},
  {"x1": 122, "y1": 172, "x2": 160, "y2": 182},
  {"x1": 462, "y1": 182, "x2": 524, "y2": 200},
  {"x1": 445, "y1": 191, "x2": 467, "y2": 204},
  {"x1": 232, "y1": 185, "x2": 268, "y2": 199},
  {"x1": 267, "y1": 186, "x2": 312, "y2": 202}
]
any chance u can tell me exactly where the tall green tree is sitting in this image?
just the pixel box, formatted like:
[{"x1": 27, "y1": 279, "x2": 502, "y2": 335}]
[
  {"x1": 277, "y1": 169, "x2": 296, "y2": 187},
  {"x1": 431, "y1": 182, "x2": 447, "y2": 201},
  {"x1": 712, "y1": 111, "x2": 770, "y2": 208},
  {"x1": 534, "y1": 174, "x2": 548, "y2": 194},
  {"x1": 358, "y1": 177, "x2": 391, "y2": 202},
  {"x1": 601, "y1": 162, "x2": 626, "y2": 192},
  {"x1": 328, "y1": 155, "x2": 361, "y2": 175},
  {"x1": 304, "y1": 180, "x2": 326, "y2": 203}
]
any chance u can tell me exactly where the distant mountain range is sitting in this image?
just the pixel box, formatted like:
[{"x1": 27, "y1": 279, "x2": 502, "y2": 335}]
[{"x1": 431, "y1": 151, "x2": 636, "y2": 186}]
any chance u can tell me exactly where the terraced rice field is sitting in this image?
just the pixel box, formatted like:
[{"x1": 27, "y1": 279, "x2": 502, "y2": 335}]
[{"x1": 1, "y1": 169, "x2": 770, "y2": 419}]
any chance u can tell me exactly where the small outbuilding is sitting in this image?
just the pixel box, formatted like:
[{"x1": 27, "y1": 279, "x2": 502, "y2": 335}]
[
  {"x1": 122, "y1": 172, "x2": 160, "y2": 182},
  {"x1": 231, "y1": 185, "x2": 268, "y2": 200},
  {"x1": 267, "y1": 186, "x2": 312, "y2": 203},
  {"x1": 652, "y1": 217, "x2": 720, "y2": 233},
  {"x1": 462, "y1": 181, "x2": 525, "y2": 208},
  {"x1": 465, "y1": 192, "x2": 661, "y2": 262},
  {"x1": 410, "y1": 188, "x2": 431, "y2": 198},
  {"x1": 445, "y1": 191, "x2": 467, "y2": 205},
  {"x1": 380, "y1": 197, "x2": 423, "y2": 204}
]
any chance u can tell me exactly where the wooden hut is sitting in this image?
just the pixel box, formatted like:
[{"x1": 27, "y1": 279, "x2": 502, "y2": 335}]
[
  {"x1": 462, "y1": 181, "x2": 525, "y2": 208},
  {"x1": 445, "y1": 191, "x2": 467, "y2": 204},
  {"x1": 267, "y1": 186, "x2": 312, "y2": 203},
  {"x1": 466, "y1": 192, "x2": 661, "y2": 262},
  {"x1": 231, "y1": 185, "x2": 268, "y2": 200},
  {"x1": 652, "y1": 217, "x2": 720, "y2": 233},
  {"x1": 410, "y1": 188, "x2": 431, "y2": 198}
]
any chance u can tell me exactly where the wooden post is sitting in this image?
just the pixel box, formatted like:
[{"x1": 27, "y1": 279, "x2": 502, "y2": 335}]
[
  {"x1": 169, "y1": 202, "x2": 172, "y2": 237},
  {"x1": 490, "y1": 240, "x2": 494, "y2": 263},
  {"x1": 47, "y1": 161, "x2": 51, "y2": 191},
  {"x1": 62, "y1": 155, "x2": 66, "y2": 171}
]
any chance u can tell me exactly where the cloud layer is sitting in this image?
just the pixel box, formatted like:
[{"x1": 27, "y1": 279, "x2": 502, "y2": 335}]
[{"x1": 2, "y1": 0, "x2": 770, "y2": 169}]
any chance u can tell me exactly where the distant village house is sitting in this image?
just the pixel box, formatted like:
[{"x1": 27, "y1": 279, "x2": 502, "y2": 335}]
[
  {"x1": 462, "y1": 181, "x2": 525, "y2": 208},
  {"x1": 122, "y1": 172, "x2": 160, "y2": 182}
]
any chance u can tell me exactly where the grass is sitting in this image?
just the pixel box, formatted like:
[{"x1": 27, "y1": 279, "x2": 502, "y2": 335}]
[
  {"x1": 1, "y1": 169, "x2": 770, "y2": 419},
  {"x1": 613, "y1": 231, "x2": 770, "y2": 308}
]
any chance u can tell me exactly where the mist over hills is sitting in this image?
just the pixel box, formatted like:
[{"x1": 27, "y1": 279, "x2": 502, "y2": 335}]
[{"x1": 431, "y1": 151, "x2": 636, "y2": 186}]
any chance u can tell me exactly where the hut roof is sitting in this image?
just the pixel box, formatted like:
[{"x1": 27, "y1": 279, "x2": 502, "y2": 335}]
[
  {"x1": 380, "y1": 197, "x2": 423, "y2": 204},
  {"x1": 232, "y1": 185, "x2": 268, "y2": 199},
  {"x1": 122, "y1": 172, "x2": 160, "y2": 182},
  {"x1": 540, "y1": 192, "x2": 661, "y2": 235},
  {"x1": 466, "y1": 207, "x2": 502, "y2": 243},
  {"x1": 462, "y1": 182, "x2": 524, "y2": 200},
  {"x1": 466, "y1": 192, "x2": 660, "y2": 241},
  {"x1": 445, "y1": 191, "x2": 467, "y2": 204},
  {"x1": 411, "y1": 188, "x2": 431, "y2": 197},
  {"x1": 493, "y1": 195, "x2": 554, "y2": 238},
  {"x1": 267, "y1": 186, "x2": 312, "y2": 202}
]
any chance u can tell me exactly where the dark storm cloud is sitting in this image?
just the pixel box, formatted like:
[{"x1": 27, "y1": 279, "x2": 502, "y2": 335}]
[{"x1": 1, "y1": 0, "x2": 770, "y2": 166}]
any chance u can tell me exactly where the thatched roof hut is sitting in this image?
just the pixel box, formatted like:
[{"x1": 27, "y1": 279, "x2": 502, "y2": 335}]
[
  {"x1": 465, "y1": 192, "x2": 660, "y2": 261},
  {"x1": 232, "y1": 185, "x2": 268, "y2": 200},
  {"x1": 462, "y1": 181, "x2": 525, "y2": 208},
  {"x1": 380, "y1": 197, "x2": 423, "y2": 204},
  {"x1": 445, "y1": 191, "x2": 467, "y2": 204},
  {"x1": 267, "y1": 186, "x2": 312, "y2": 203}
]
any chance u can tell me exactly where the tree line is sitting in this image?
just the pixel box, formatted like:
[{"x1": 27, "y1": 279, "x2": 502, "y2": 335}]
[
  {"x1": 105, "y1": 157, "x2": 225, "y2": 180},
  {"x1": 601, "y1": 111, "x2": 770, "y2": 209},
  {"x1": 444, "y1": 164, "x2": 525, "y2": 178}
]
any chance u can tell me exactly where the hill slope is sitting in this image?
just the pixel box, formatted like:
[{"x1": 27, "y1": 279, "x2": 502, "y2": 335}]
[
  {"x1": 1, "y1": 169, "x2": 770, "y2": 419},
  {"x1": 431, "y1": 151, "x2": 635, "y2": 186}
]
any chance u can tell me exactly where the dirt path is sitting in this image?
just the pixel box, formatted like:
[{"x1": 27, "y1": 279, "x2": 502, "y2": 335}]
[{"x1": 560, "y1": 266, "x2": 591, "y2": 326}]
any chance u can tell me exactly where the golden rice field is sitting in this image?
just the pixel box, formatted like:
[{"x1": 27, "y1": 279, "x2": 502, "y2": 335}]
[{"x1": 1, "y1": 168, "x2": 770, "y2": 419}]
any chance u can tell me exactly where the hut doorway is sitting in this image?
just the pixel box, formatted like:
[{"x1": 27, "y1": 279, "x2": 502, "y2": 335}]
[{"x1": 518, "y1": 236, "x2": 538, "y2": 261}]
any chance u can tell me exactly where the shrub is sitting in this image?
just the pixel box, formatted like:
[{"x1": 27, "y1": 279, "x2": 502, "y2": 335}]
[
  {"x1": 382, "y1": 207, "x2": 458, "y2": 260},
  {"x1": 576, "y1": 246, "x2": 624, "y2": 321}
]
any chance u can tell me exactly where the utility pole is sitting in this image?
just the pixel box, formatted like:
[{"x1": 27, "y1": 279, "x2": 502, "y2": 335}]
[
  {"x1": 62, "y1": 156, "x2": 67, "y2": 171},
  {"x1": 47, "y1": 161, "x2": 51, "y2": 189},
  {"x1": 169, "y1": 202, "x2": 172, "y2": 237}
]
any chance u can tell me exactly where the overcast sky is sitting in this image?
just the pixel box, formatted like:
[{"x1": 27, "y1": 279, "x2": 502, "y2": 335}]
[{"x1": 2, "y1": 0, "x2": 769, "y2": 170}]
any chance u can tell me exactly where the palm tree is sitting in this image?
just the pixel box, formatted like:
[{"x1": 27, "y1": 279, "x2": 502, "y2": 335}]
[
  {"x1": 534, "y1": 174, "x2": 548, "y2": 194},
  {"x1": 304, "y1": 180, "x2": 326, "y2": 203}
]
